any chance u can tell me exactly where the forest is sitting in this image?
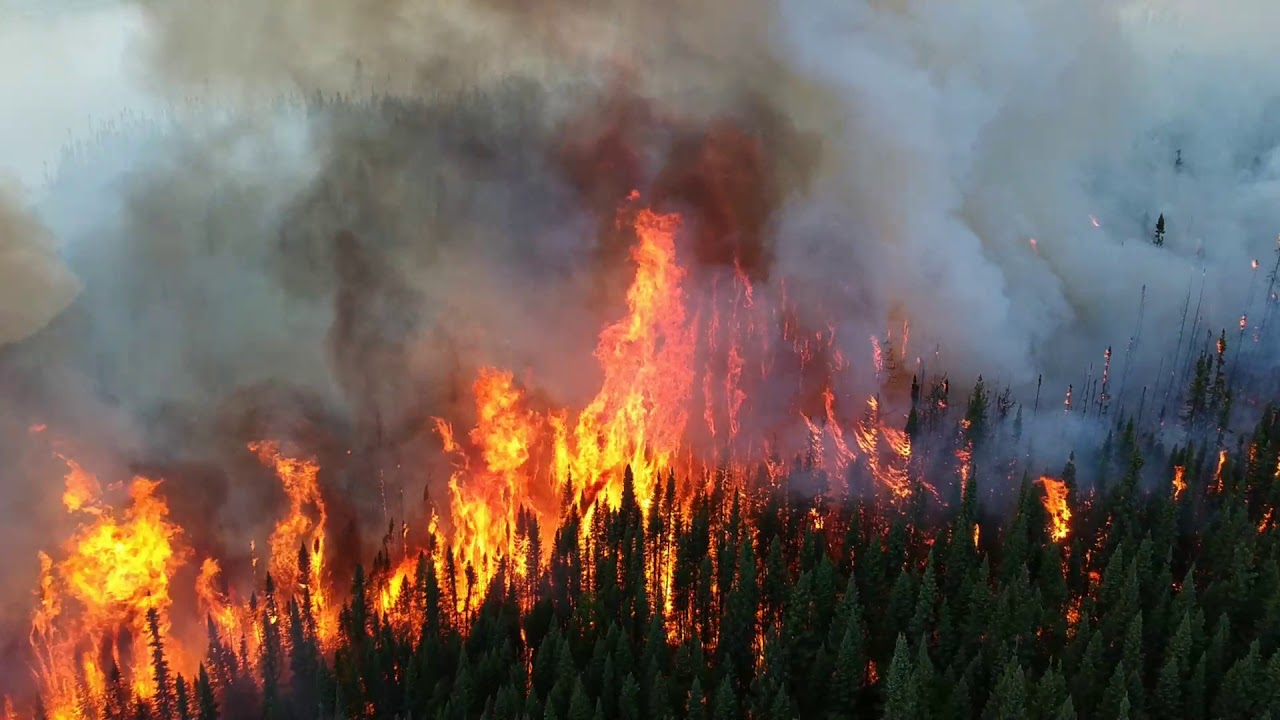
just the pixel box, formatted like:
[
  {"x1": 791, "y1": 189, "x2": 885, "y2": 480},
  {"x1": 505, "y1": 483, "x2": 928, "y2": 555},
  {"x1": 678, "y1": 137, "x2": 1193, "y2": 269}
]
[{"x1": 30, "y1": 355, "x2": 1280, "y2": 720}]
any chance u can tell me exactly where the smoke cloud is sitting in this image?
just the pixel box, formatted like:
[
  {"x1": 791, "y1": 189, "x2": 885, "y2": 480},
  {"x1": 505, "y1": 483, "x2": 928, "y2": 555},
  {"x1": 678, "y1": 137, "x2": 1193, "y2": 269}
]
[
  {"x1": 4, "y1": 0, "x2": 1280, "y2": 693},
  {"x1": 115, "y1": 0, "x2": 1280, "y2": 393},
  {"x1": 0, "y1": 182, "x2": 80, "y2": 347}
]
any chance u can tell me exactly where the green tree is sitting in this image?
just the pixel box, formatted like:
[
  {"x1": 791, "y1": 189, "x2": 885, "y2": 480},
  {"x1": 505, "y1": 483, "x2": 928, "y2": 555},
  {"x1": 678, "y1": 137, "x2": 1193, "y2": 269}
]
[
  {"x1": 882, "y1": 634, "x2": 917, "y2": 720},
  {"x1": 983, "y1": 656, "x2": 1026, "y2": 720}
]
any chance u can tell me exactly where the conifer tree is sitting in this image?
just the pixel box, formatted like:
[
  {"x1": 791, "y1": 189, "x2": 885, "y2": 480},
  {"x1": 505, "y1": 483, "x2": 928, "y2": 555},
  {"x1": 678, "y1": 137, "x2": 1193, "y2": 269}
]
[
  {"x1": 174, "y1": 675, "x2": 191, "y2": 720},
  {"x1": 146, "y1": 608, "x2": 175, "y2": 720},
  {"x1": 983, "y1": 655, "x2": 1026, "y2": 720},
  {"x1": 882, "y1": 634, "x2": 917, "y2": 720},
  {"x1": 195, "y1": 665, "x2": 218, "y2": 720}
]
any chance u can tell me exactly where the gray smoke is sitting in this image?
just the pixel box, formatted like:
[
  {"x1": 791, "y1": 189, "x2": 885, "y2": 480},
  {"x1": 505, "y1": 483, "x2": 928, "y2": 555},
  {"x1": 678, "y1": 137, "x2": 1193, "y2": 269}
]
[
  {"x1": 3, "y1": 0, "x2": 1280, "y2": 688},
  {"x1": 118, "y1": 0, "x2": 1280, "y2": 397},
  {"x1": 0, "y1": 180, "x2": 80, "y2": 347},
  {"x1": 5, "y1": 0, "x2": 1279, "y2": 559}
]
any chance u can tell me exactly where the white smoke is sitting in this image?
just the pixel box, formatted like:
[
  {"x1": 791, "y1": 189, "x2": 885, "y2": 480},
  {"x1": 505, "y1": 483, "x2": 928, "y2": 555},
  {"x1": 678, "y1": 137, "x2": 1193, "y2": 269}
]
[
  {"x1": 9, "y1": 0, "x2": 1280, "y2": 422},
  {"x1": 773, "y1": 0, "x2": 1280, "y2": 392}
]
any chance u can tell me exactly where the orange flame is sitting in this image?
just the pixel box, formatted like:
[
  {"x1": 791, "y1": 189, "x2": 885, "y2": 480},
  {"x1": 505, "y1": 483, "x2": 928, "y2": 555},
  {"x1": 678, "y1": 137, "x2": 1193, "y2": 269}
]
[
  {"x1": 31, "y1": 459, "x2": 188, "y2": 719},
  {"x1": 1038, "y1": 476, "x2": 1071, "y2": 542},
  {"x1": 444, "y1": 368, "x2": 543, "y2": 606},
  {"x1": 853, "y1": 396, "x2": 914, "y2": 502},
  {"x1": 554, "y1": 207, "x2": 694, "y2": 509},
  {"x1": 250, "y1": 440, "x2": 333, "y2": 645},
  {"x1": 439, "y1": 205, "x2": 694, "y2": 613},
  {"x1": 1172, "y1": 465, "x2": 1187, "y2": 500}
]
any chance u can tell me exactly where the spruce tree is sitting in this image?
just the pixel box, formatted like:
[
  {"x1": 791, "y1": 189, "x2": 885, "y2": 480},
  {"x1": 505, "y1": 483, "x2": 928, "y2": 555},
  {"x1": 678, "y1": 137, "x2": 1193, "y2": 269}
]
[
  {"x1": 983, "y1": 656, "x2": 1026, "y2": 720},
  {"x1": 195, "y1": 665, "x2": 218, "y2": 720},
  {"x1": 146, "y1": 608, "x2": 175, "y2": 720},
  {"x1": 882, "y1": 634, "x2": 917, "y2": 720},
  {"x1": 686, "y1": 678, "x2": 706, "y2": 720},
  {"x1": 174, "y1": 675, "x2": 191, "y2": 720}
]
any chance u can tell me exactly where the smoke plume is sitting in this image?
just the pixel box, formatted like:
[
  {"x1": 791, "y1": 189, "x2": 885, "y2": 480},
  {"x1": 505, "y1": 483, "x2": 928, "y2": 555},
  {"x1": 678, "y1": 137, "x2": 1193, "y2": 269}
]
[
  {"x1": 0, "y1": 184, "x2": 80, "y2": 348},
  {"x1": 4, "y1": 0, "x2": 1280, "y2": 696},
  {"x1": 116, "y1": 0, "x2": 1280, "y2": 390}
]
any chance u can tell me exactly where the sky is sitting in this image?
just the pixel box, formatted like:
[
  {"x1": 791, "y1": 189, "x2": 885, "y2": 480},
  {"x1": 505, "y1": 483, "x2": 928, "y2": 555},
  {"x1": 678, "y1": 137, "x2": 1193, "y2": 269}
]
[
  {"x1": 0, "y1": 0, "x2": 154, "y2": 195},
  {"x1": 0, "y1": 0, "x2": 1265, "y2": 192}
]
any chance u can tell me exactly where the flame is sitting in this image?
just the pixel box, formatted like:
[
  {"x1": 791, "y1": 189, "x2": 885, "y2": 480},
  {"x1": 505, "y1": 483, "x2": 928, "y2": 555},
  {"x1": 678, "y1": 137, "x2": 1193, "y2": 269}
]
[
  {"x1": 955, "y1": 418, "x2": 973, "y2": 494},
  {"x1": 1172, "y1": 465, "x2": 1186, "y2": 500},
  {"x1": 31, "y1": 459, "x2": 188, "y2": 719},
  {"x1": 195, "y1": 558, "x2": 245, "y2": 648},
  {"x1": 853, "y1": 396, "x2": 914, "y2": 502},
  {"x1": 1214, "y1": 449, "x2": 1227, "y2": 493},
  {"x1": 556, "y1": 207, "x2": 695, "y2": 507},
  {"x1": 250, "y1": 440, "x2": 333, "y2": 645},
  {"x1": 57, "y1": 456, "x2": 101, "y2": 516},
  {"x1": 445, "y1": 368, "x2": 543, "y2": 605},
  {"x1": 20, "y1": 189, "x2": 1117, "y2": 714},
  {"x1": 1038, "y1": 476, "x2": 1071, "y2": 542},
  {"x1": 438, "y1": 205, "x2": 694, "y2": 612}
]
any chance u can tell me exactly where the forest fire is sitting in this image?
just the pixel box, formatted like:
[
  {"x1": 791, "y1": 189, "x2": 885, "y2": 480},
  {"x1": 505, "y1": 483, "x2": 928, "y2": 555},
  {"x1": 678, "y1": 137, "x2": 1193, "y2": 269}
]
[
  {"x1": 10, "y1": 191, "x2": 1280, "y2": 720},
  {"x1": 1038, "y1": 476, "x2": 1071, "y2": 542},
  {"x1": 30, "y1": 461, "x2": 188, "y2": 719},
  {"x1": 16, "y1": 193, "x2": 938, "y2": 716},
  {"x1": 10, "y1": 0, "x2": 1280, "y2": 715}
]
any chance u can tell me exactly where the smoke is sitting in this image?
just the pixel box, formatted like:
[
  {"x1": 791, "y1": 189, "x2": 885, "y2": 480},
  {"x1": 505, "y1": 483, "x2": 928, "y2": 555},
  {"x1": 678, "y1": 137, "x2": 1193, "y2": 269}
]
[
  {"x1": 8, "y1": 0, "x2": 1280, "y2": 548},
  {"x1": 0, "y1": 182, "x2": 81, "y2": 347},
  {"x1": 111, "y1": 0, "x2": 1280, "y2": 393},
  {"x1": 4, "y1": 0, "x2": 1280, "y2": 693},
  {"x1": 773, "y1": 0, "x2": 1280, "y2": 391}
]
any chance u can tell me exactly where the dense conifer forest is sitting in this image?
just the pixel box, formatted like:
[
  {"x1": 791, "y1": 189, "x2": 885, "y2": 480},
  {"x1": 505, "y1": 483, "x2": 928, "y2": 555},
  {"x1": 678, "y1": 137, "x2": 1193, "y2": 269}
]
[{"x1": 54, "y1": 367, "x2": 1280, "y2": 720}]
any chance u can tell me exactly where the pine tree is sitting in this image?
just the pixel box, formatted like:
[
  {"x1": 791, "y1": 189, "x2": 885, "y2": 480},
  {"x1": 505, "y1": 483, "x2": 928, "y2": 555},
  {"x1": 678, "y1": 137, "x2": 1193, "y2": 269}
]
[
  {"x1": 648, "y1": 670, "x2": 672, "y2": 720},
  {"x1": 965, "y1": 377, "x2": 990, "y2": 452},
  {"x1": 720, "y1": 537, "x2": 758, "y2": 691},
  {"x1": 105, "y1": 663, "x2": 130, "y2": 720},
  {"x1": 687, "y1": 677, "x2": 707, "y2": 720},
  {"x1": 909, "y1": 552, "x2": 938, "y2": 643},
  {"x1": 768, "y1": 685, "x2": 796, "y2": 720},
  {"x1": 260, "y1": 574, "x2": 285, "y2": 720},
  {"x1": 827, "y1": 583, "x2": 865, "y2": 718},
  {"x1": 619, "y1": 673, "x2": 641, "y2": 720},
  {"x1": 1098, "y1": 664, "x2": 1128, "y2": 720},
  {"x1": 712, "y1": 675, "x2": 736, "y2": 720},
  {"x1": 146, "y1": 608, "x2": 175, "y2": 720},
  {"x1": 568, "y1": 678, "x2": 593, "y2": 720},
  {"x1": 883, "y1": 634, "x2": 917, "y2": 720},
  {"x1": 174, "y1": 675, "x2": 191, "y2": 720},
  {"x1": 1153, "y1": 214, "x2": 1166, "y2": 246},
  {"x1": 1214, "y1": 640, "x2": 1264, "y2": 720},
  {"x1": 195, "y1": 665, "x2": 218, "y2": 720},
  {"x1": 983, "y1": 656, "x2": 1026, "y2": 720}
]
